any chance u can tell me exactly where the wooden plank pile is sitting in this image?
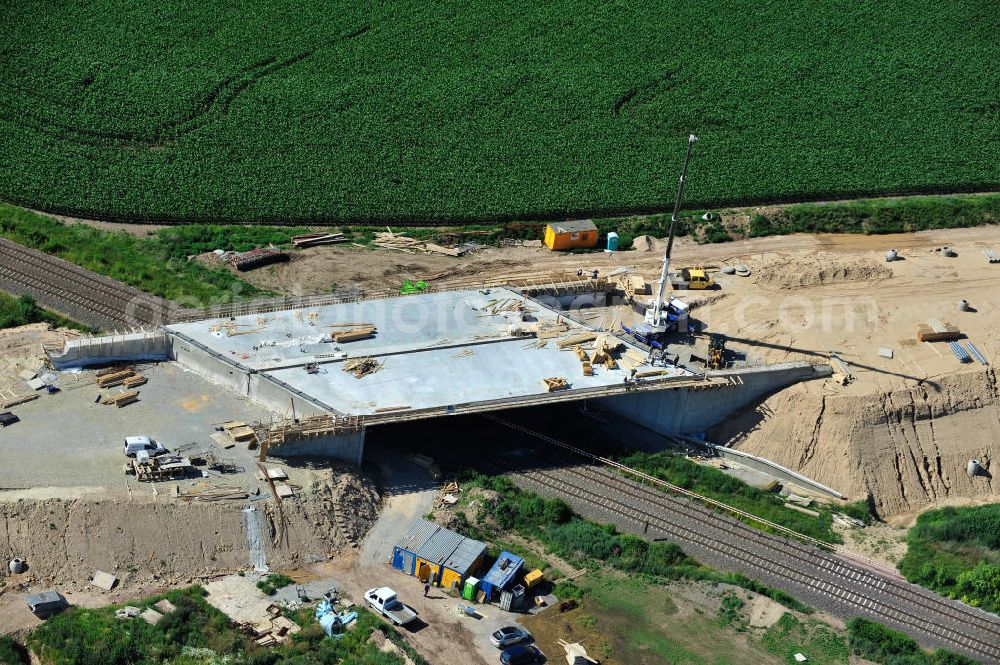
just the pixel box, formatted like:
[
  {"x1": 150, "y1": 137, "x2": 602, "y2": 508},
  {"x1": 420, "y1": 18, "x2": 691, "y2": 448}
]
[
  {"x1": 557, "y1": 332, "x2": 597, "y2": 349},
  {"x1": 573, "y1": 346, "x2": 594, "y2": 376},
  {"x1": 291, "y1": 232, "x2": 347, "y2": 248},
  {"x1": 592, "y1": 335, "x2": 619, "y2": 369},
  {"x1": 221, "y1": 420, "x2": 257, "y2": 444},
  {"x1": 328, "y1": 323, "x2": 376, "y2": 342},
  {"x1": 178, "y1": 487, "x2": 249, "y2": 502},
  {"x1": 0, "y1": 390, "x2": 38, "y2": 409},
  {"x1": 97, "y1": 368, "x2": 136, "y2": 388},
  {"x1": 342, "y1": 356, "x2": 383, "y2": 378},
  {"x1": 123, "y1": 375, "x2": 147, "y2": 388},
  {"x1": 228, "y1": 248, "x2": 289, "y2": 271},
  {"x1": 373, "y1": 231, "x2": 422, "y2": 253},
  {"x1": 916, "y1": 319, "x2": 961, "y2": 342},
  {"x1": 423, "y1": 242, "x2": 462, "y2": 257},
  {"x1": 103, "y1": 391, "x2": 139, "y2": 407}
]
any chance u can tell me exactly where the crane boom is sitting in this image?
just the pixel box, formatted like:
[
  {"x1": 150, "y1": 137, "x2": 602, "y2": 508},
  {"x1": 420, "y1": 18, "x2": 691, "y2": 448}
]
[{"x1": 651, "y1": 133, "x2": 698, "y2": 326}]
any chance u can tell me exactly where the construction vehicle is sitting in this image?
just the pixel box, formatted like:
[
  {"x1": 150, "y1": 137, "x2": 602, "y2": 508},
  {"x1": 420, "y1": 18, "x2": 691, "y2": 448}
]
[
  {"x1": 670, "y1": 266, "x2": 715, "y2": 290},
  {"x1": 400, "y1": 280, "x2": 427, "y2": 295},
  {"x1": 694, "y1": 333, "x2": 727, "y2": 369},
  {"x1": 624, "y1": 134, "x2": 698, "y2": 349}
]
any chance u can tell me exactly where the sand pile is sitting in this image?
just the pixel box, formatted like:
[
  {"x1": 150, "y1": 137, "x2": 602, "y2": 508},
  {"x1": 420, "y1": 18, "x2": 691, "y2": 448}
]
[
  {"x1": 713, "y1": 368, "x2": 999, "y2": 519},
  {"x1": 750, "y1": 255, "x2": 892, "y2": 289},
  {"x1": 0, "y1": 467, "x2": 380, "y2": 590},
  {"x1": 631, "y1": 235, "x2": 665, "y2": 252},
  {"x1": 0, "y1": 324, "x2": 82, "y2": 391}
]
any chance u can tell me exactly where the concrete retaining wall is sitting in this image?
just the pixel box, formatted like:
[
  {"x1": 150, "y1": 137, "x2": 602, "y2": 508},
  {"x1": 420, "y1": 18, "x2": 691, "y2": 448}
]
[
  {"x1": 250, "y1": 374, "x2": 333, "y2": 419},
  {"x1": 599, "y1": 362, "x2": 831, "y2": 435},
  {"x1": 47, "y1": 331, "x2": 172, "y2": 369},
  {"x1": 268, "y1": 430, "x2": 365, "y2": 466},
  {"x1": 170, "y1": 336, "x2": 249, "y2": 395}
]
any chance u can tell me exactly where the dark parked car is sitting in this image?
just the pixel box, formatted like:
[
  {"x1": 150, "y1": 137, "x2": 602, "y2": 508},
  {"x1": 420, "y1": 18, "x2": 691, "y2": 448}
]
[{"x1": 500, "y1": 643, "x2": 543, "y2": 665}]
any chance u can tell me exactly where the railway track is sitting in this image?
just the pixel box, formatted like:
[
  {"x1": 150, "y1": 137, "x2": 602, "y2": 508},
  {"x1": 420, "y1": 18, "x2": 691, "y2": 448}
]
[
  {"x1": 471, "y1": 415, "x2": 1000, "y2": 663},
  {"x1": 0, "y1": 238, "x2": 172, "y2": 329}
]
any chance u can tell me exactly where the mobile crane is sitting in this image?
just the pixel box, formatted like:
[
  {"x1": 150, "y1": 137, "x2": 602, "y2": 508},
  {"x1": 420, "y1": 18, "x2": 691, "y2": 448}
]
[{"x1": 621, "y1": 134, "x2": 699, "y2": 348}]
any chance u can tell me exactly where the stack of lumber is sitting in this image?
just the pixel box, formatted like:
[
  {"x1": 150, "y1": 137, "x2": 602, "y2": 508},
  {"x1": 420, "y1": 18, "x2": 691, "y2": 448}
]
[
  {"x1": 557, "y1": 332, "x2": 598, "y2": 349},
  {"x1": 542, "y1": 377, "x2": 569, "y2": 391},
  {"x1": 228, "y1": 247, "x2": 289, "y2": 271},
  {"x1": 97, "y1": 368, "x2": 135, "y2": 388},
  {"x1": 291, "y1": 232, "x2": 346, "y2": 248},
  {"x1": 221, "y1": 421, "x2": 257, "y2": 443},
  {"x1": 0, "y1": 391, "x2": 38, "y2": 409},
  {"x1": 373, "y1": 231, "x2": 422, "y2": 252},
  {"x1": 328, "y1": 323, "x2": 376, "y2": 342},
  {"x1": 102, "y1": 391, "x2": 139, "y2": 407},
  {"x1": 123, "y1": 375, "x2": 147, "y2": 388},
  {"x1": 620, "y1": 348, "x2": 648, "y2": 371},
  {"x1": 178, "y1": 488, "x2": 249, "y2": 502},
  {"x1": 423, "y1": 242, "x2": 462, "y2": 257},
  {"x1": 916, "y1": 319, "x2": 961, "y2": 342},
  {"x1": 592, "y1": 335, "x2": 619, "y2": 369},
  {"x1": 342, "y1": 356, "x2": 383, "y2": 378},
  {"x1": 534, "y1": 322, "x2": 570, "y2": 339},
  {"x1": 484, "y1": 298, "x2": 534, "y2": 315}
]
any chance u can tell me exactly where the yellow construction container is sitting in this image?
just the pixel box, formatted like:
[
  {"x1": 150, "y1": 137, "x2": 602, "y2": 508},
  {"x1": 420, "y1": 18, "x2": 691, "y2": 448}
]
[
  {"x1": 415, "y1": 558, "x2": 441, "y2": 584},
  {"x1": 524, "y1": 569, "x2": 544, "y2": 588}
]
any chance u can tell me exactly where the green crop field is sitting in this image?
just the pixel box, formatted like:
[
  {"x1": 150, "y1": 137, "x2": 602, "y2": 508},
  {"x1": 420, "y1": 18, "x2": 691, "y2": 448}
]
[{"x1": 0, "y1": 0, "x2": 997, "y2": 225}]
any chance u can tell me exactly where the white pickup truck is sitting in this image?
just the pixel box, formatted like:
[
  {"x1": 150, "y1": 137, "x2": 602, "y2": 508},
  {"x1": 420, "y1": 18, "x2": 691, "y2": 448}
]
[{"x1": 364, "y1": 587, "x2": 417, "y2": 626}]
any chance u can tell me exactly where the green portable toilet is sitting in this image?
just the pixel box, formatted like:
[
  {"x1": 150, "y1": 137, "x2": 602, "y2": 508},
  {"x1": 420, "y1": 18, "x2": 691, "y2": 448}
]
[
  {"x1": 462, "y1": 576, "x2": 480, "y2": 601},
  {"x1": 606, "y1": 232, "x2": 620, "y2": 251}
]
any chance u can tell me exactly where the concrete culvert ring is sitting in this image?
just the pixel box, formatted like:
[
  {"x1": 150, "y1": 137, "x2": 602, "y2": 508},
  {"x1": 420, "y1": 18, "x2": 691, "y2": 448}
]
[
  {"x1": 721, "y1": 266, "x2": 736, "y2": 275},
  {"x1": 9, "y1": 558, "x2": 26, "y2": 574},
  {"x1": 735, "y1": 265, "x2": 751, "y2": 276}
]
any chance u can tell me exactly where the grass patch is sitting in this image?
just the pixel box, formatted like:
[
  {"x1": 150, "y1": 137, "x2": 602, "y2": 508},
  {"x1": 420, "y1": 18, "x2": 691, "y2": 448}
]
[
  {"x1": 762, "y1": 613, "x2": 848, "y2": 665},
  {"x1": 0, "y1": 292, "x2": 93, "y2": 331},
  {"x1": 25, "y1": 584, "x2": 412, "y2": 665},
  {"x1": 846, "y1": 617, "x2": 978, "y2": 665},
  {"x1": 898, "y1": 504, "x2": 1000, "y2": 613},
  {"x1": 0, "y1": 204, "x2": 265, "y2": 305},
  {"x1": 0, "y1": 637, "x2": 27, "y2": 665},
  {"x1": 749, "y1": 194, "x2": 999, "y2": 238},
  {"x1": 617, "y1": 450, "x2": 842, "y2": 544},
  {"x1": 256, "y1": 573, "x2": 296, "y2": 596},
  {"x1": 460, "y1": 472, "x2": 813, "y2": 613}
]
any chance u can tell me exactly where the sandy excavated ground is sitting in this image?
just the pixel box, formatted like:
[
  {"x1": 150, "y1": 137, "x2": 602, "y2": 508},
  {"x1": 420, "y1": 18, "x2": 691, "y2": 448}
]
[
  {"x1": 0, "y1": 323, "x2": 82, "y2": 391},
  {"x1": 0, "y1": 467, "x2": 380, "y2": 594},
  {"x1": 687, "y1": 226, "x2": 1000, "y2": 523}
]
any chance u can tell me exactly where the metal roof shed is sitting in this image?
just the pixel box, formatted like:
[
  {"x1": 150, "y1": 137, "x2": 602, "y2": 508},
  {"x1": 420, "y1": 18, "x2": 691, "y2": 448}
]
[
  {"x1": 438, "y1": 535, "x2": 488, "y2": 590},
  {"x1": 480, "y1": 551, "x2": 524, "y2": 599},
  {"x1": 391, "y1": 519, "x2": 440, "y2": 575}
]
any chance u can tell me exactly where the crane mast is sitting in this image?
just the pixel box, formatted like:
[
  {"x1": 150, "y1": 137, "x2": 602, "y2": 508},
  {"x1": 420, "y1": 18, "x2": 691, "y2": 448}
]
[{"x1": 650, "y1": 133, "x2": 697, "y2": 327}]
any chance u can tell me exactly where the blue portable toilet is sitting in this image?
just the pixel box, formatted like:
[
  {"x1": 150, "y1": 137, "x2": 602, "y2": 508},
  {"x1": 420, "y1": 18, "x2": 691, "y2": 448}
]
[{"x1": 606, "y1": 232, "x2": 620, "y2": 252}]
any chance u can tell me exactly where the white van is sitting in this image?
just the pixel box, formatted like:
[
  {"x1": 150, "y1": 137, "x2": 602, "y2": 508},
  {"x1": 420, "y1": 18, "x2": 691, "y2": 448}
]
[{"x1": 123, "y1": 436, "x2": 168, "y2": 458}]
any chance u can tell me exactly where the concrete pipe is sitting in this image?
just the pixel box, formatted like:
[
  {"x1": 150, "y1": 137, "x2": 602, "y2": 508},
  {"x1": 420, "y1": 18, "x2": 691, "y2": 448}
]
[
  {"x1": 885, "y1": 249, "x2": 898, "y2": 262},
  {"x1": 8, "y1": 558, "x2": 26, "y2": 574},
  {"x1": 959, "y1": 300, "x2": 970, "y2": 312}
]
